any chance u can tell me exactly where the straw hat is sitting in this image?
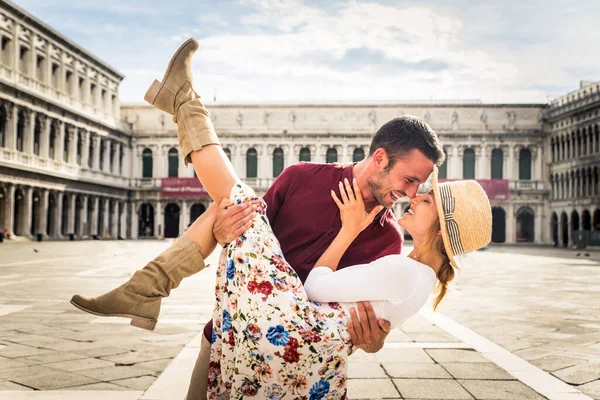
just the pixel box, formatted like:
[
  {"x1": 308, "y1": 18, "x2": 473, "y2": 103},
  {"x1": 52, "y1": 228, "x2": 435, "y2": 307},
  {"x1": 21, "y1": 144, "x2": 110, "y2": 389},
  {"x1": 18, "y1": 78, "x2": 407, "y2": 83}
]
[{"x1": 431, "y1": 167, "x2": 492, "y2": 269}]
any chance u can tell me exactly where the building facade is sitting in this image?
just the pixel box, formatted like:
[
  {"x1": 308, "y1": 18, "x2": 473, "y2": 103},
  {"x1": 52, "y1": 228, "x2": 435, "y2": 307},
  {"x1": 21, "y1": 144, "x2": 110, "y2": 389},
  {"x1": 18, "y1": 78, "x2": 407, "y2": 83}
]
[
  {"x1": 0, "y1": 1, "x2": 132, "y2": 241},
  {"x1": 1, "y1": 2, "x2": 598, "y2": 247}
]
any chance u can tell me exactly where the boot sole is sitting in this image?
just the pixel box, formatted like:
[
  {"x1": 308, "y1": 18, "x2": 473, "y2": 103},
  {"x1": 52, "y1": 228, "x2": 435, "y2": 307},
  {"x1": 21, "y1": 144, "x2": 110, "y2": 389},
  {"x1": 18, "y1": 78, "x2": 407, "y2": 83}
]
[
  {"x1": 70, "y1": 299, "x2": 157, "y2": 331},
  {"x1": 143, "y1": 37, "x2": 199, "y2": 107}
]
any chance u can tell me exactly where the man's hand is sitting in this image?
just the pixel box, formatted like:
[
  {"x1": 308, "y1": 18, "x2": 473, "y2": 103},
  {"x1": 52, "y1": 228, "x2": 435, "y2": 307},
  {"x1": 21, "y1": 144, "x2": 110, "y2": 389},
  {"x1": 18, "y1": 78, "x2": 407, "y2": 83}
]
[
  {"x1": 212, "y1": 199, "x2": 257, "y2": 245},
  {"x1": 348, "y1": 301, "x2": 391, "y2": 353}
]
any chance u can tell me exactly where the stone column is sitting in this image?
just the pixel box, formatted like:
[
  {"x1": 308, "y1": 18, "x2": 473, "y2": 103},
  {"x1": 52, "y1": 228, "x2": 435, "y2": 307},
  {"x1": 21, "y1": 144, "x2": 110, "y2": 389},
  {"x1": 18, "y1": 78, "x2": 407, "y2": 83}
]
[
  {"x1": 456, "y1": 145, "x2": 465, "y2": 179},
  {"x1": 289, "y1": 145, "x2": 300, "y2": 166},
  {"x1": 120, "y1": 201, "x2": 128, "y2": 239},
  {"x1": 154, "y1": 201, "x2": 162, "y2": 238},
  {"x1": 4, "y1": 184, "x2": 15, "y2": 237},
  {"x1": 22, "y1": 186, "x2": 33, "y2": 238},
  {"x1": 180, "y1": 200, "x2": 188, "y2": 235},
  {"x1": 266, "y1": 144, "x2": 275, "y2": 178},
  {"x1": 38, "y1": 189, "x2": 49, "y2": 237},
  {"x1": 234, "y1": 145, "x2": 243, "y2": 175},
  {"x1": 505, "y1": 202, "x2": 515, "y2": 244},
  {"x1": 534, "y1": 204, "x2": 543, "y2": 244},
  {"x1": 56, "y1": 121, "x2": 65, "y2": 163},
  {"x1": 90, "y1": 197, "x2": 99, "y2": 237},
  {"x1": 79, "y1": 195, "x2": 88, "y2": 237},
  {"x1": 4, "y1": 103, "x2": 17, "y2": 150},
  {"x1": 506, "y1": 145, "x2": 515, "y2": 180},
  {"x1": 54, "y1": 192, "x2": 64, "y2": 238},
  {"x1": 449, "y1": 145, "x2": 460, "y2": 179},
  {"x1": 92, "y1": 135, "x2": 101, "y2": 170},
  {"x1": 81, "y1": 130, "x2": 90, "y2": 169},
  {"x1": 115, "y1": 142, "x2": 122, "y2": 176},
  {"x1": 103, "y1": 139, "x2": 111, "y2": 173},
  {"x1": 102, "y1": 198, "x2": 110, "y2": 238},
  {"x1": 154, "y1": 145, "x2": 163, "y2": 178},
  {"x1": 476, "y1": 145, "x2": 486, "y2": 179},
  {"x1": 66, "y1": 193, "x2": 75, "y2": 235},
  {"x1": 67, "y1": 126, "x2": 77, "y2": 165},
  {"x1": 23, "y1": 109, "x2": 34, "y2": 154},
  {"x1": 38, "y1": 115, "x2": 49, "y2": 159},
  {"x1": 533, "y1": 147, "x2": 543, "y2": 181},
  {"x1": 130, "y1": 201, "x2": 139, "y2": 239}
]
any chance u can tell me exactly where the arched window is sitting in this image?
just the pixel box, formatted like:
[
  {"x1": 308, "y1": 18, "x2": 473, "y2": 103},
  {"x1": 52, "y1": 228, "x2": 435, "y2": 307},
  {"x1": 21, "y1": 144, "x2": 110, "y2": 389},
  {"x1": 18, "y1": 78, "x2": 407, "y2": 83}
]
[
  {"x1": 64, "y1": 130, "x2": 70, "y2": 163},
  {"x1": 462, "y1": 148, "x2": 475, "y2": 179},
  {"x1": 491, "y1": 148, "x2": 503, "y2": 179},
  {"x1": 273, "y1": 147, "x2": 284, "y2": 177},
  {"x1": 16, "y1": 111, "x2": 25, "y2": 152},
  {"x1": 142, "y1": 148, "x2": 153, "y2": 178},
  {"x1": 223, "y1": 148, "x2": 231, "y2": 161},
  {"x1": 33, "y1": 118, "x2": 41, "y2": 156},
  {"x1": 246, "y1": 148, "x2": 257, "y2": 178},
  {"x1": 326, "y1": 148, "x2": 338, "y2": 164},
  {"x1": 168, "y1": 147, "x2": 179, "y2": 177},
  {"x1": 87, "y1": 135, "x2": 93, "y2": 167},
  {"x1": 352, "y1": 148, "x2": 365, "y2": 162},
  {"x1": 299, "y1": 147, "x2": 311, "y2": 162},
  {"x1": 516, "y1": 207, "x2": 535, "y2": 242},
  {"x1": 49, "y1": 124, "x2": 56, "y2": 159},
  {"x1": 76, "y1": 132, "x2": 83, "y2": 165},
  {"x1": 519, "y1": 148, "x2": 532, "y2": 180},
  {"x1": 438, "y1": 148, "x2": 448, "y2": 179}
]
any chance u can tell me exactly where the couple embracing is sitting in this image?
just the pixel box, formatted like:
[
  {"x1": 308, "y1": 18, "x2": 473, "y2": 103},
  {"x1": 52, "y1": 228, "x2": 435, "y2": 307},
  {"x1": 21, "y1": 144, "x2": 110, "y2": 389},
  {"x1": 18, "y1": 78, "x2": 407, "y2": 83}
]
[{"x1": 71, "y1": 38, "x2": 492, "y2": 399}]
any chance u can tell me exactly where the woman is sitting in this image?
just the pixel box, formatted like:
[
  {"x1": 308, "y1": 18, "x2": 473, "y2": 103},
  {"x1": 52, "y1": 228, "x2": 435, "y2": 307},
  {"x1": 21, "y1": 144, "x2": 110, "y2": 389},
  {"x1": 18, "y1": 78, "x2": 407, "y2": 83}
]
[{"x1": 73, "y1": 39, "x2": 492, "y2": 399}]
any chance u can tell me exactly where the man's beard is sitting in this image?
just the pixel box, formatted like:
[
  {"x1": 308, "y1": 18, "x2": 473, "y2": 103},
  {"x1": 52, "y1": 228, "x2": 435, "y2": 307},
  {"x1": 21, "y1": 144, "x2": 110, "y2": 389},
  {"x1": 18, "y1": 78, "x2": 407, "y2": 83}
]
[{"x1": 365, "y1": 171, "x2": 390, "y2": 208}]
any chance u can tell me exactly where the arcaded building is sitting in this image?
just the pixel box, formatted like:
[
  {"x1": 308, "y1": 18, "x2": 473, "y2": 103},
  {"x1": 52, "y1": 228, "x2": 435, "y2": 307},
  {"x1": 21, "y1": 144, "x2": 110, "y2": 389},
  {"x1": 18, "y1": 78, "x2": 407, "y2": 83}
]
[{"x1": 0, "y1": 1, "x2": 132, "y2": 241}]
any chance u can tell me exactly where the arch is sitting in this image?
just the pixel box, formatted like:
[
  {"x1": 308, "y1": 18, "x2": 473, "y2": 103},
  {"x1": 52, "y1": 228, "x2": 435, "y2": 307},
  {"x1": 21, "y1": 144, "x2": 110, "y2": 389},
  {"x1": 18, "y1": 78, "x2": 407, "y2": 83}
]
[
  {"x1": 516, "y1": 207, "x2": 534, "y2": 242},
  {"x1": 352, "y1": 148, "x2": 365, "y2": 162},
  {"x1": 491, "y1": 148, "x2": 503, "y2": 179},
  {"x1": 0, "y1": 104, "x2": 6, "y2": 148},
  {"x1": 551, "y1": 212, "x2": 558, "y2": 247},
  {"x1": 142, "y1": 148, "x2": 153, "y2": 178},
  {"x1": 61, "y1": 194, "x2": 69, "y2": 236},
  {"x1": 299, "y1": 147, "x2": 311, "y2": 162},
  {"x1": 47, "y1": 193, "x2": 56, "y2": 236},
  {"x1": 30, "y1": 190, "x2": 41, "y2": 236},
  {"x1": 138, "y1": 203, "x2": 154, "y2": 237},
  {"x1": 16, "y1": 110, "x2": 26, "y2": 152},
  {"x1": 593, "y1": 209, "x2": 600, "y2": 231},
  {"x1": 491, "y1": 207, "x2": 506, "y2": 243},
  {"x1": 518, "y1": 148, "x2": 532, "y2": 180},
  {"x1": 582, "y1": 210, "x2": 591, "y2": 231},
  {"x1": 33, "y1": 117, "x2": 41, "y2": 156},
  {"x1": 560, "y1": 212, "x2": 569, "y2": 247},
  {"x1": 246, "y1": 148, "x2": 258, "y2": 178},
  {"x1": 571, "y1": 210, "x2": 580, "y2": 233},
  {"x1": 463, "y1": 148, "x2": 475, "y2": 179},
  {"x1": 168, "y1": 147, "x2": 179, "y2": 177},
  {"x1": 326, "y1": 147, "x2": 338, "y2": 164},
  {"x1": 164, "y1": 203, "x2": 180, "y2": 238},
  {"x1": 13, "y1": 188, "x2": 24, "y2": 236},
  {"x1": 272, "y1": 147, "x2": 284, "y2": 177},
  {"x1": 190, "y1": 203, "x2": 206, "y2": 223},
  {"x1": 438, "y1": 148, "x2": 448, "y2": 179}
]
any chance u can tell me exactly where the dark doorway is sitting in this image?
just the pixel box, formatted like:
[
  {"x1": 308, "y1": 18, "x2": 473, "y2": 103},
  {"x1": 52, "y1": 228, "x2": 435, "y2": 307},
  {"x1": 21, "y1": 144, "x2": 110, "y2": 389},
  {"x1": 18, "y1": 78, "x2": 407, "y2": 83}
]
[
  {"x1": 164, "y1": 203, "x2": 180, "y2": 238},
  {"x1": 491, "y1": 207, "x2": 506, "y2": 243},
  {"x1": 139, "y1": 203, "x2": 154, "y2": 237},
  {"x1": 551, "y1": 212, "x2": 558, "y2": 247},
  {"x1": 190, "y1": 203, "x2": 206, "y2": 224},
  {"x1": 516, "y1": 207, "x2": 534, "y2": 242}
]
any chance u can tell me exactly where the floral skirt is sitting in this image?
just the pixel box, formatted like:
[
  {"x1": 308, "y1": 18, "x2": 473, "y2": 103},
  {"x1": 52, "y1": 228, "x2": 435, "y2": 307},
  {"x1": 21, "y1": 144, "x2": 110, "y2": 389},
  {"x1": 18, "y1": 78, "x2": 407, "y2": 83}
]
[{"x1": 208, "y1": 183, "x2": 354, "y2": 400}]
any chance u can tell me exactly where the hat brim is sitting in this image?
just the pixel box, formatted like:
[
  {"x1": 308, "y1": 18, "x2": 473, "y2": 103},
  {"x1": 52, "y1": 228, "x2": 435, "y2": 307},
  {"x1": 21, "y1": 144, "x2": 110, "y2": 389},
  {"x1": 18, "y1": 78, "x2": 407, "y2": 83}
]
[{"x1": 431, "y1": 167, "x2": 461, "y2": 269}]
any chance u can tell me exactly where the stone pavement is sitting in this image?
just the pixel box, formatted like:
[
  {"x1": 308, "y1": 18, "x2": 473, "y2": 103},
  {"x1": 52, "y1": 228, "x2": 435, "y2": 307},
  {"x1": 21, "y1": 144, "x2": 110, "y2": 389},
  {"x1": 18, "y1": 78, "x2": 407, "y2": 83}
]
[{"x1": 0, "y1": 240, "x2": 597, "y2": 399}]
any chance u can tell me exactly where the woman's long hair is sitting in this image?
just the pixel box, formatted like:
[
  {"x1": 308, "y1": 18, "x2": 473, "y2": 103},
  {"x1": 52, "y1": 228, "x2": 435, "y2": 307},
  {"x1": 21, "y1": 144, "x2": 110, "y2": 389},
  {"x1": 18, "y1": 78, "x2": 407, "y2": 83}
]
[{"x1": 425, "y1": 218, "x2": 455, "y2": 310}]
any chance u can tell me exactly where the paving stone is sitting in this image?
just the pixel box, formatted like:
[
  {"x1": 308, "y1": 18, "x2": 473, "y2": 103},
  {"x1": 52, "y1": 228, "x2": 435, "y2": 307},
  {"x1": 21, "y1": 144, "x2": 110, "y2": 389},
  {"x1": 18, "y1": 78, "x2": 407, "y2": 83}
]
[
  {"x1": 134, "y1": 358, "x2": 173, "y2": 372},
  {"x1": 0, "y1": 343, "x2": 55, "y2": 358},
  {"x1": 113, "y1": 375, "x2": 156, "y2": 390},
  {"x1": 383, "y1": 362, "x2": 452, "y2": 379},
  {"x1": 459, "y1": 379, "x2": 546, "y2": 400},
  {"x1": 441, "y1": 362, "x2": 514, "y2": 380},
  {"x1": 348, "y1": 362, "x2": 387, "y2": 378},
  {"x1": 0, "y1": 356, "x2": 39, "y2": 371},
  {"x1": 63, "y1": 381, "x2": 131, "y2": 390},
  {"x1": 349, "y1": 349, "x2": 378, "y2": 362},
  {"x1": 393, "y1": 378, "x2": 474, "y2": 399},
  {"x1": 23, "y1": 351, "x2": 87, "y2": 364},
  {"x1": 10, "y1": 369, "x2": 99, "y2": 390},
  {"x1": 100, "y1": 348, "x2": 179, "y2": 364},
  {"x1": 0, "y1": 380, "x2": 34, "y2": 390},
  {"x1": 77, "y1": 365, "x2": 156, "y2": 381},
  {"x1": 72, "y1": 346, "x2": 131, "y2": 358},
  {"x1": 375, "y1": 348, "x2": 435, "y2": 363},
  {"x1": 347, "y1": 378, "x2": 399, "y2": 398},
  {"x1": 425, "y1": 349, "x2": 488, "y2": 363},
  {"x1": 552, "y1": 362, "x2": 600, "y2": 384},
  {"x1": 46, "y1": 357, "x2": 116, "y2": 372},
  {"x1": 577, "y1": 379, "x2": 600, "y2": 398},
  {"x1": 0, "y1": 365, "x2": 59, "y2": 380},
  {"x1": 531, "y1": 355, "x2": 584, "y2": 372}
]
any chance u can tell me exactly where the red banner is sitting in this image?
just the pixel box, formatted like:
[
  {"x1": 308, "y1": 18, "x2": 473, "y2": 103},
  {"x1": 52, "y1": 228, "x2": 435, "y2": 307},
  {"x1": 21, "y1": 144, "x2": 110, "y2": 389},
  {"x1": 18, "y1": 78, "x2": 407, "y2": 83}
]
[
  {"x1": 438, "y1": 179, "x2": 509, "y2": 200},
  {"x1": 161, "y1": 178, "x2": 211, "y2": 199}
]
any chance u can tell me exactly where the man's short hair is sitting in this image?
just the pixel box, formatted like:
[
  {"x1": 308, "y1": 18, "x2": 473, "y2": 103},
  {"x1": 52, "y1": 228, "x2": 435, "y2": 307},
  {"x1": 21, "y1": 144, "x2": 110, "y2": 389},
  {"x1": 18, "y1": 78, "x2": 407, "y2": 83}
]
[{"x1": 368, "y1": 115, "x2": 445, "y2": 170}]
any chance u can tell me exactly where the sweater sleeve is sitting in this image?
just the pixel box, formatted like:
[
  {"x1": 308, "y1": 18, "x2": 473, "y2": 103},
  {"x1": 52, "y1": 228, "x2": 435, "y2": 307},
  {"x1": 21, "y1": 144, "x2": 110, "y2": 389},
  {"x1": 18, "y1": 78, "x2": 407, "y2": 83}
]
[{"x1": 304, "y1": 255, "x2": 425, "y2": 304}]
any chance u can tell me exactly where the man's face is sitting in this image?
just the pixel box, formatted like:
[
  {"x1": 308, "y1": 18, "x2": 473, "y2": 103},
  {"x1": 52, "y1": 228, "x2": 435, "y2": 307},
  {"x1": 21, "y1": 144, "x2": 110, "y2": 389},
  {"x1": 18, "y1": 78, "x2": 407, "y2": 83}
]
[{"x1": 365, "y1": 148, "x2": 434, "y2": 208}]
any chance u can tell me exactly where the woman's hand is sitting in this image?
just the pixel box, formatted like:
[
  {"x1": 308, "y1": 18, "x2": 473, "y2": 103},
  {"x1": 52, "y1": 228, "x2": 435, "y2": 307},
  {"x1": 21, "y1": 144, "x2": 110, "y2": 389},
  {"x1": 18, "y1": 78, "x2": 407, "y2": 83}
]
[{"x1": 331, "y1": 178, "x2": 384, "y2": 237}]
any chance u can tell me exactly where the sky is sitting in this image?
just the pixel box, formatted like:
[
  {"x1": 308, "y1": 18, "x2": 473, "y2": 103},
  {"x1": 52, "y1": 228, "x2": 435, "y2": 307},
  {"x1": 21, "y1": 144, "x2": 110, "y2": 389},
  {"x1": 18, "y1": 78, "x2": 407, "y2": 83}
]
[{"x1": 11, "y1": 0, "x2": 600, "y2": 104}]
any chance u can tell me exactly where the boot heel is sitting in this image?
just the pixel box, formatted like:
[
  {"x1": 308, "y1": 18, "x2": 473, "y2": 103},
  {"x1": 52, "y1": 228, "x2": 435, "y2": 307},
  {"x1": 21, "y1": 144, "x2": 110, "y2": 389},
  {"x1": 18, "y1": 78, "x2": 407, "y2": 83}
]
[
  {"x1": 130, "y1": 317, "x2": 157, "y2": 331},
  {"x1": 144, "y1": 79, "x2": 163, "y2": 105}
]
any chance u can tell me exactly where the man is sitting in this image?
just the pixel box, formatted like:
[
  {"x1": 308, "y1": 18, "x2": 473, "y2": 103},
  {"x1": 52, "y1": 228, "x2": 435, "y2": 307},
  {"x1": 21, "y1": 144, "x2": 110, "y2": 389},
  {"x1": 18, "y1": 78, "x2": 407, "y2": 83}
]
[{"x1": 186, "y1": 116, "x2": 444, "y2": 399}]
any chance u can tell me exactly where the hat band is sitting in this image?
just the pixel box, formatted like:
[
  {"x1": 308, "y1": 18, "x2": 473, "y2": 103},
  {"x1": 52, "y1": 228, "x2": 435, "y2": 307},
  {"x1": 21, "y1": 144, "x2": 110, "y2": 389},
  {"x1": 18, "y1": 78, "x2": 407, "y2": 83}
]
[{"x1": 439, "y1": 184, "x2": 465, "y2": 256}]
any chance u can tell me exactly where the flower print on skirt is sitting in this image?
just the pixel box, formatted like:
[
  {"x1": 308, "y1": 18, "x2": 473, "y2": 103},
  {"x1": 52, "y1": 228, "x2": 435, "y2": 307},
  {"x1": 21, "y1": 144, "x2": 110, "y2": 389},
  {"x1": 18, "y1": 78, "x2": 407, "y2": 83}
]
[{"x1": 208, "y1": 182, "x2": 354, "y2": 399}]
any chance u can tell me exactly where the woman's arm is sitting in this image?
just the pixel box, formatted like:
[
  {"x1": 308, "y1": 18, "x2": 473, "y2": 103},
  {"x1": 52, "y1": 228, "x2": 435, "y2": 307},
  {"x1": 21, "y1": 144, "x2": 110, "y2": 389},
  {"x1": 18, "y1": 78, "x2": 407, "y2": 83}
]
[{"x1": 313, "y1": 178, "x2": 383, "y2": 272}]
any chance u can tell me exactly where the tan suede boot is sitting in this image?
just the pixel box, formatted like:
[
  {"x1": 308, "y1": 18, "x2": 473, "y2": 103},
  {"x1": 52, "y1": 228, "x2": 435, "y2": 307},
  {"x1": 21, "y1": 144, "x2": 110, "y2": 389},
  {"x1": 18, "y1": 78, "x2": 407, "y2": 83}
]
[
  {"x1": 70, "y1": 236, "x2": 205, "y2": 330},
  {"x1": 144, "y1": 38, "x2": 220, "y2": 165},
  {"x1": 144, "y1": 38, "x2": 200, "y2": 117}
]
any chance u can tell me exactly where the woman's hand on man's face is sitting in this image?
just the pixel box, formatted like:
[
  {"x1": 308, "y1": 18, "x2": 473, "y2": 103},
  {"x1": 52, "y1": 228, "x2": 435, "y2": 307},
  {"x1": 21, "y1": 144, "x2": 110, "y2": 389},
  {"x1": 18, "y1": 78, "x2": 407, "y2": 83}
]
[{"x1": 332, "y1": 178, "x2": 384, "y2": 237}]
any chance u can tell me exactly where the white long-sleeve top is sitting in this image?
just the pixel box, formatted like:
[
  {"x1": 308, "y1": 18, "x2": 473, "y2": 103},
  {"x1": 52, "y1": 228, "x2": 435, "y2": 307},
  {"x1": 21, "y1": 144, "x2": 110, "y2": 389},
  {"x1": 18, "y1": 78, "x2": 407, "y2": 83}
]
[{"x1": 304, "y1": 254, "x2": 437, "y2": 329}]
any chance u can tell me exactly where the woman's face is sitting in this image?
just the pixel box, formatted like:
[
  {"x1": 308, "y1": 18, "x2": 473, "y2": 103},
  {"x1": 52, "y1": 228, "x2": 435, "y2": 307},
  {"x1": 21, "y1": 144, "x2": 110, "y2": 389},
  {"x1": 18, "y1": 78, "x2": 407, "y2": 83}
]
[{"x1": 398, "y1": 191, "x2": 439, "y2": 237}]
